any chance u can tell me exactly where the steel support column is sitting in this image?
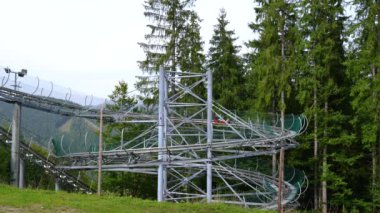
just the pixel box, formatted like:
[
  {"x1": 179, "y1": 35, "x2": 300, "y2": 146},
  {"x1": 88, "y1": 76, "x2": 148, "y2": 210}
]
[
  {"x1": 206, "y1": 69, "x2": 213, "y2": 203},
  {"x1": 19, "y1": 158, "x2": 25, "y2": 188},
  {"x1": 163, "y1": 69, "x2": 168, "y2": 198},
  {"x1": 157, "y1": 67, "x2": 166, "y2": 202},
  {"x1": 11, "y1": 102, "x2": 20, "y2": 187},
  {"x1": 55, "y1": 179, "x2": 60, "y2": 192}
]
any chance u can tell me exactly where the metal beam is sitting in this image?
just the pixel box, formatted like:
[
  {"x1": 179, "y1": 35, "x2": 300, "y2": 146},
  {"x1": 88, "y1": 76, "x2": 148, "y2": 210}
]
[
  {"x1": 157, "y1": 66, "x2": 166, "y2": 202},
  {"x1": 206, "y1": 69, "x2": 213, "y2": 203}
]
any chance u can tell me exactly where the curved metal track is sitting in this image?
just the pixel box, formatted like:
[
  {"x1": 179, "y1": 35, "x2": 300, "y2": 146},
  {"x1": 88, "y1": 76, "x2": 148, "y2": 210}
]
[
  {"x1": 0, "y1": 69, "x2": 308, "y2": 209},
  {"x1": 0, "y1": 126, "x2": 94, "y2": 194}
]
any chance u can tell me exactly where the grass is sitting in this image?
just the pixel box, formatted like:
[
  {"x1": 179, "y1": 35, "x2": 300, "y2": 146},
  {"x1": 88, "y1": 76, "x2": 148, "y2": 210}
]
[{"x1": 0, "y1": 184, "x2": 273, "y2": 213}]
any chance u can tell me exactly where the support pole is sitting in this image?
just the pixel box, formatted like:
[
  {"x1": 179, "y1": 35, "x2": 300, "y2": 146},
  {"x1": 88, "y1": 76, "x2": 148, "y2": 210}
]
[
  {"x1": 55, "y1": 178, "x2": 60, "y2": 192},
  {"x1": 157, "y1": 66, "x2": 166, "y2": 202},
  {"x1": 277, "y1": 146, "x2": 284, "y2": 213},
  {"x1": 272, "y1": 154, "x2": 277, "y2": 177},
  {"x1": 163, "y1": 69, "x2": 168, "y2": 198},
  {"x1": 206, "y1": 69, "x2": 213, "y2": 203},
  {"x1": 277, "y1": 91, "x2": 285, "y2": 213},
  {"x1": 97, "y1": 104, "x2": 104, "y2": 196},
  {"x1": 19, "y1": 158, "x2": 25, "y2": 188},
  {"x1": 11, "y1": 102, "x2": 21, "y2": 187}
]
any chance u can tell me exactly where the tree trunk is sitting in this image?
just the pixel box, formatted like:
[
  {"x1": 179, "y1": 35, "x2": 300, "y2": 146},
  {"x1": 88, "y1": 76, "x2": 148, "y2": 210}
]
[
  {"x1": 373, "y1": 67, "x2": 379, "y2": 211},
  {"x1": 322, "y1": 146, "x2": 327, "y2": 213},
  {"x1": 272, "y1": 96, "x2": 277, "y2": 179},
  {"x1": 372, "y1": 143, "x2": 377, "y2": 211},
  {"x1": 277, "y1": 7, "x2": 286, "y2": 211},
  {"x1": 277, "y1": 91, "x2": 285, "y2": 213},
  {"x1": 377, "y1": 125, "x2": 380, "y2": 212},
  {"x1": 313, "y1": 86, "x2": 319, "y2": 210},
  {"x1": 273, "y1": 154, "x2": 277, "y2": 178},
  {"x1": 322, "y1": 101, "x2": 328, "y2": 213}
]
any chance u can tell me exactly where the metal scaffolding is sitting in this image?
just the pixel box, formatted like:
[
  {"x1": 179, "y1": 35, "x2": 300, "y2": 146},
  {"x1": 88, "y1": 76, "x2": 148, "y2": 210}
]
[{"x1": 0, "y1": 66, "x2": 308, "y2": 209}]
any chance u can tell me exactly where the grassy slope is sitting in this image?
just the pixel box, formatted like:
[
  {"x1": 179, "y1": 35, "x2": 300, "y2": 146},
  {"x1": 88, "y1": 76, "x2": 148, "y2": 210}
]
[{"x1": 0, "y1": 184, "x2": 272, "y2": 213}]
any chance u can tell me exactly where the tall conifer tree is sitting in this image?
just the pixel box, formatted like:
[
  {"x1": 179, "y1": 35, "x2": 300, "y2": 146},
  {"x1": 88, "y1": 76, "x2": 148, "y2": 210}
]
[
  {"x1": 297, "y1": 1, "x2": 353, "y2": 211},
  {"x1": 178, "y1": 11, "x2": 205, "y2": 74},
  {"x1": 207, "y1": 9, "x2": 243, "y2": 110},
  {"x1": 246, "y1": 1, "x2": 298, "y2": 113},
  {"x1": 347, "y1": 0, "x2": 380, "y2": 211},
  {"x1": 246, "y1": 1, "x2": 299, "y2": 211},
  {"x1": 177, "y1": 11, "x2": 206, "y2": 100},
  {"x1": 137, "y1": 0, "x2": 200, "y2": 98}
]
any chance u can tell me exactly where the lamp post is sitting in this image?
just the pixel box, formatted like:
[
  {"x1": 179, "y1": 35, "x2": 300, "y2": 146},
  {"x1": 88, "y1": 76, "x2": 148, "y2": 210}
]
[
  {"x1": 4, "y1": 67, "x2": 27, "y2": 188},
  {"x1": 4, "y1": 67, "x2": 27, "y2": 91}
]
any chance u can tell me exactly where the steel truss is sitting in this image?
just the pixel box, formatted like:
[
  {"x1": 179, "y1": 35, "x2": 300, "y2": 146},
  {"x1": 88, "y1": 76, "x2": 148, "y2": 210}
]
[
  {"x1": 0, "y1": 68, "x2": 308, "y2": 209},
  {"x1": 151, "y1": 69, "x2": 306, "y2": 207}
]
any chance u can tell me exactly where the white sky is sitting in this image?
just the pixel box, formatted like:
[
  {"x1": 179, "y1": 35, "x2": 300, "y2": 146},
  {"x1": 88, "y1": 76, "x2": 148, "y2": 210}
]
[{"x1": 0, "y1": 0, "x2": 255, "y2": 98}]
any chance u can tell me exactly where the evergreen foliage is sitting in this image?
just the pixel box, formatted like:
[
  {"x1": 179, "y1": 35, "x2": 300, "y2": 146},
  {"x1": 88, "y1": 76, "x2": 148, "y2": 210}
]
[
  {"x1": 108, "y1": 81, "x2": 136, "y2": 111},
  {"x1": 137, "y1": 0, "x2": 204, "y2": 103},
  {"x1": 293, "y1": 0, "x2": 355, "y2": 211},
  {"x1": 346, "y1": 0, "x2": 380, "y2": 210},
  {"x1": 178, "y1": 11, "x2": 205, "y2": 74},
  {"x1": 207, "y1": 9, "x2": 244, "y2": 110},
  {"x1": 103, "y1": 81, "x2": 156, "y2": 199},
  {"x1": 0, "y1": 142, "x2": 10, "y2": 184},
  {"x1": 246, "y1": 0, "x2": 299, "y2": 113}
]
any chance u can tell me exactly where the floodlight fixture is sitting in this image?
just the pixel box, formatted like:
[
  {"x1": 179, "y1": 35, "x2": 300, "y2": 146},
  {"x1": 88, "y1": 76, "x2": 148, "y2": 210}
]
[
  {"x1": 18, "y1": 69, "x2": 27, "y2": 77},
  {"x1": 3, "y1": 67, "x2": 28, "y2": 90},
  {"x1": 18, "y1": 69, "x2": 27, "y2": 76}
]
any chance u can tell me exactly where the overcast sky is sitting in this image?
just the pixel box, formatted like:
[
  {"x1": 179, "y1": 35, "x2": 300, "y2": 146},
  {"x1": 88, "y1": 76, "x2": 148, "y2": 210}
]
[{"x1": 0, "y1": 0, "x2": 254, "y2": 98}]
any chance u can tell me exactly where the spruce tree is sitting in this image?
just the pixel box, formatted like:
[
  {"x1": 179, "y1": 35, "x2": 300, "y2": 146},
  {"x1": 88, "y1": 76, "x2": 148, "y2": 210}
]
[
  {"x1": 178, "y1": 11, "x2": 204, "y2": 73},
  {"x1": 246, "y1": 1, "x2": 299, "y2": 211},
  {"x1": 246, "y1": 0, "x2": 300, "y2": 113},
  {"x1": 296, "y1": 0, "x2": 353, "y2": 211},
  {"x1": 346, "y1": 0, "x2": 380, "y2": 211},
  {"x1": 137, "y1": 0, "x2": 200, "y2": 97},
  {"x1": 207, "y1": 8, "x2": 243, "y2": 111},
  {"x1": 177, "y1": 11, "x2": 205, "y2": 99}
]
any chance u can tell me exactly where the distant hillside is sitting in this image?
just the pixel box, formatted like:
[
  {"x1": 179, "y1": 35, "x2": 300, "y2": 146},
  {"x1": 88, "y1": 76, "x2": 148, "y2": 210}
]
[{"x1": 0, "y1": 101, "x2": 99, "y2": 156}]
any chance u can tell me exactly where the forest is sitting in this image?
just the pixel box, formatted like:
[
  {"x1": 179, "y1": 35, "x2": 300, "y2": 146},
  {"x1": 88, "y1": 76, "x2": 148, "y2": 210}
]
[
  {"x1": 134, "y1": 0, "x2": 380, "y2": 212},
  {"x1": 0, "y1": 0, "x2": 379, "y2": 212}
]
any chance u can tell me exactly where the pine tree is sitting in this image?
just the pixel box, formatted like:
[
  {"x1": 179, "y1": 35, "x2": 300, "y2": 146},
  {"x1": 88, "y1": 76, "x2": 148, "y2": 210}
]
[
  {"x1": 208, "y1": 8, "x2": 243, "y2": 111},
  {"x1": 346, "y1": 0, "x2": 380, "y2": 211}
]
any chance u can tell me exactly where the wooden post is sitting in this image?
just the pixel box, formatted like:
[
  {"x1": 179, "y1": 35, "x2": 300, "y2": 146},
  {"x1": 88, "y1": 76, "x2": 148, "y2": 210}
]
[{"x1": 97, "y1": 105, "x2": 104, "y2": 196}]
